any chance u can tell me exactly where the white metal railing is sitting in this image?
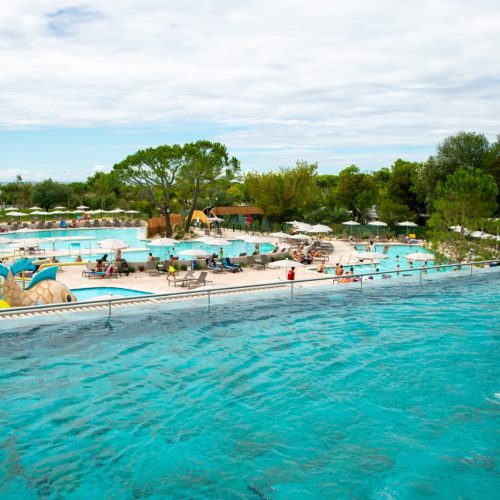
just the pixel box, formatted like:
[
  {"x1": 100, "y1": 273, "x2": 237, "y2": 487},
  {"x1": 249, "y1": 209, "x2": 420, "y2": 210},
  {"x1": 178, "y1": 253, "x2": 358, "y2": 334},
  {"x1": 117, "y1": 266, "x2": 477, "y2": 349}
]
[{"x1": 0, "y1": 259, "x2": 498, "y2": 318}]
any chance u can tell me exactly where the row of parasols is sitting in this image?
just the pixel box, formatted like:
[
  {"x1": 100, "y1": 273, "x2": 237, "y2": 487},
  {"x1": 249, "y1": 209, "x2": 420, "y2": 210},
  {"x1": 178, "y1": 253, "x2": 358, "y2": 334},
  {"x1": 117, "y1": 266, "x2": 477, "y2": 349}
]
[{"x1": 2, "y1": 206, "x2": 140, "y2": 217}]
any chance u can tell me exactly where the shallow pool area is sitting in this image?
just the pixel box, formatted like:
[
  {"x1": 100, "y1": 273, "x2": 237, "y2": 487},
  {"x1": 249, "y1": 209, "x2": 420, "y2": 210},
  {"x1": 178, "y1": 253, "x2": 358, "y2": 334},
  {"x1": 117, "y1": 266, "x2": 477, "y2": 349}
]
[
  {"x1": 71, "y1": 287, "x2": 152, "y2": 301},
  {"x1": 0, "y1": 270, "x2": 498, "y2": 497},
  {"x1": 326, "y1": 243, "x2": 437, "y2": 276}
]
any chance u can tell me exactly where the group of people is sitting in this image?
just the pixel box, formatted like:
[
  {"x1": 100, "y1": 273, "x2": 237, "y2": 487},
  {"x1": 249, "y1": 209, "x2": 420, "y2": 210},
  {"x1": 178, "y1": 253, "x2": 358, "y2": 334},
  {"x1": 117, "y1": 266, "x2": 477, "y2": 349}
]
[
  {"x1": 91, "y1": 253, "x2": 129, "y2": 276},
  {"x1": 291, "y1": 244, "x2": 324, "y2": 265}
]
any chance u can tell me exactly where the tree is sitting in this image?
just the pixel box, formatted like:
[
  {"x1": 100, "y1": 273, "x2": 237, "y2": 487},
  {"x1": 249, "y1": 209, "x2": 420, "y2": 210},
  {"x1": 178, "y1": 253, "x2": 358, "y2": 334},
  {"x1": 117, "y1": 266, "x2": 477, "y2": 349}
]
[
  {"x1": 113, "y1": 145, "x2": 184, "y2": 236},
  {"x1": 428, "y1": 168, "x2": 498, "y2": 262},
  {"x1": 418, "y1": 132, "x2": 491, "y2": 210},
  {"x1": 32, "y1": 179, "x2": 70, "y2": 210},
  {"x1": 245, "y1": 161, "x2": 319, "y2": 222},
  {"x1": 181, "y1": 141, "x2": 240, "y2": 231},
  {"x1": 335, "y1": 166, "x2": 377, "y2": 221},
  {"x1": 484, "y1": 133, "x2": 500, "y2": 202}
]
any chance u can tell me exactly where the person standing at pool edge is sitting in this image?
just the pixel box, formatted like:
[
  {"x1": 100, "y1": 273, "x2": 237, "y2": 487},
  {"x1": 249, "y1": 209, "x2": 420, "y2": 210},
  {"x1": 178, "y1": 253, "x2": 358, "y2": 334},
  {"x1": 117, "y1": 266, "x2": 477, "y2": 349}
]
[
  {"x1": 287, "y1": 267, "x2": 295, "y2": 280},
  {"x1": 166, "y1": 255, "x2": 176, "y2": 281}
]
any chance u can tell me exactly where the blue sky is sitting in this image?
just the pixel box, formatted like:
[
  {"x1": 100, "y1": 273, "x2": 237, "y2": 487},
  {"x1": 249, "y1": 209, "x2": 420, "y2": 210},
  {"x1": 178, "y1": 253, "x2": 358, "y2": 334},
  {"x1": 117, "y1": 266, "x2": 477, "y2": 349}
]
[{"x1": 1, "y1": 0, "x2": 499, "y2": 181}]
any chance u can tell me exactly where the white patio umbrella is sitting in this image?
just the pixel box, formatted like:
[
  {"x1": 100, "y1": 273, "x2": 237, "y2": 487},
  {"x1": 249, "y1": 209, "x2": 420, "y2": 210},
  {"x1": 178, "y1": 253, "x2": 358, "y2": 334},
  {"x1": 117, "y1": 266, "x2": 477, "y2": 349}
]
[
  {"x1": 5, "y1": 207, "x2": 19, "y2": 211},
  {"x1": 53, "y1": 206, "x2": 66, "y2": 210},
  {"x1": 125, "y1": 210, "x2": 139, "y2": 214},
  {"x1": 288, "y1": 233, "x2": 311, "y2": 240},
  {"x1": 77, "y1": 205, "x2": 90, "y2": 210},
  {"x1": 405, "y1": 252, "x2": 434, "y2": 261},
  {"x1": 148, "y1": 237, "x2": 179, "y2": 247},
  {"x1": 268, "y1": 258, "x2": 305, "y2": 277},
  {"x1": 354, "y1": 252, "x2": 388, "y2": 260},
  {"x1": 204, "y1": 237, "x2": 231, "y2": 246},
  {"x1": 28, "y1": 206, "x2": 43, "y2": 211},
  {"x1": 6, "y1": 211, "x2": 28, "y2": 217},
  {"x1": 99, "y1": 239, "x2": 129, "y2": 250},
  {"x1": 177, "y1": 249, "x2": 211, "y2": 258},
  {"x1": 450, "y1": 225, "x2": 470, "y2": 235},
  {"x1": 342, "y1": 220, "x2": 360, "y2": 237},
  {"x1": 470, "y1": 230, "x2": 492, "y2": 239},
  {"x1": 305, "y1": 224, "x2": 332, "y2": 233},
  {"x1": 397, "y1": 221, "x2": 418, "y2": 234},
  {"x1": 268, "y1": 259, "x2": 305, "y2": 269},
  {"x1": 269, "y1": 231, "x2": 291, "y2": 238},
  {"x1": 109, "y1": 208, "x2": 126, "y2": 214},
  {"x1": 9, "y1": 238, "x2": 43, "y2": 248},
  {"x1": 368, "y1": 220, "x2": 388, "y2": 237},
  {"x1": 244, "y1": 235, "x2": 274, "y2": 244}
]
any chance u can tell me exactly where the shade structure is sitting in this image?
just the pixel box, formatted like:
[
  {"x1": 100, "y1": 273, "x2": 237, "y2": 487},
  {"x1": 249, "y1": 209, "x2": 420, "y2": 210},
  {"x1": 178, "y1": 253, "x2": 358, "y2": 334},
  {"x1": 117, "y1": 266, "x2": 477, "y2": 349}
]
[
  {"x1": 6, "y1": 211, "x2": 28, "y2": 217},
  {"x1": 125, "y1": 210, "x2": 139, "y2": 214},
  {"x1": 53, "y1": 206, "x2": 66, "y2": 210},
  {"x1": 405, "y1": 252, "x2": 434, "y2": 261},
  {"x1": 304, "y1": 224, "x2": 332, "y2": 233},
  {"x1": 288, "y1": 234, "x2": 312, "y2": 242},
  {"x1": 244, "y1": 235, "x2": 274, "y2": 244},
  {"x1": 342, "y1": 220, "x2": 360, "y2": 237},
  {"x1": 148, "y1": 238, "x2": 179, "y2": 247},
  {"x1": 204, "y1": 237, "x2": 231, "y2": 246},
  {"x1": 269, "y1": 231, "x2": 291, "y2": 238},
  {"x1": 397, "y1": 221, "x2": 418, "y2": 231},
  {"x1": 108, "y1": 208, "x2": 126, "y2": 213},
  {"x1": 5, "y1": 207, "x2": 19, "y2": 211},
  {"x1": 450, "y1": 225, "x2": 470, "y2": 235},
  {"x1": 268, "y1": 259, "x2": 305, "y2": 269},
  {"x1": 368, "y1": 220, "x2": 388, "y2": 237},
  {"x1": 99, "y1": 239, "x2": 129, "y2": 250},
  {"x1": 9, "y1": 238, "x2": 43, "y2": 248},
  {"x1": 77, "y1": 205, "x2": 90, "y2": 210},
  {"x1": 470, "y1": 230, "x2": 492, "y2": 239},
  {"x1": 177, "y1": 249, "x2": 211, "y2": 258},
  {"x1": 354, "y1": 252, "x2": 388, "y2": 260},
  {"x1": 28, "y1": 206, "x2": 43, "y2": 211},
  {"x1": 30, "y1": 211, "x2": 50, "y2": 216}
]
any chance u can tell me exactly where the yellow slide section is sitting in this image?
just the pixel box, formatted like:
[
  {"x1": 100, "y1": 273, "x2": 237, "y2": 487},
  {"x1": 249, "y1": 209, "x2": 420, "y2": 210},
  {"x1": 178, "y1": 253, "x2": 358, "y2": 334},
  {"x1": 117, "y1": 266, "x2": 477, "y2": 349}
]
[
  {"x1": 192, "y1": 210, "x2": 211, "y2": 225},
  {"x1": 0, "y1": 300, "x2": 10, "y2": 308}
]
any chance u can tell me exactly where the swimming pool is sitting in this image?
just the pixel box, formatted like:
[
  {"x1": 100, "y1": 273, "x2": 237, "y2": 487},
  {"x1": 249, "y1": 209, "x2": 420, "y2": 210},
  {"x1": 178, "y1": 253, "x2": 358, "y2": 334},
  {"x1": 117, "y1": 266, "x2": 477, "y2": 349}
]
[
  {"x1": 0, "y1": 271, "x2": 498, "y2": 497},
  {"x1": 71, "y1": 287, "x2": 152, "y2": 301},
  {"x1": 1, "y1": 228, "x2": 273, "y2": 261},
  {"x1": 326, "y1": 244, "x2": 437, "y2": 276}
]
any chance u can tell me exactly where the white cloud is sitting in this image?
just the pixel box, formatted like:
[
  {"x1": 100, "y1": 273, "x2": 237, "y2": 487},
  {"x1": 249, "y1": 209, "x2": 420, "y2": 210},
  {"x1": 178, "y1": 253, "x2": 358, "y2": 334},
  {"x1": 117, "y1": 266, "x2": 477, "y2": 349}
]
[
  {"x1": 0, "y1": 168, "x2": 28, "y2": 181},
  {"x1": 0, "y1": 0, "x2": 499, "y2": 172},
  {"x1": 90, "y1": 163, "x2": 111, "y2": 174}
]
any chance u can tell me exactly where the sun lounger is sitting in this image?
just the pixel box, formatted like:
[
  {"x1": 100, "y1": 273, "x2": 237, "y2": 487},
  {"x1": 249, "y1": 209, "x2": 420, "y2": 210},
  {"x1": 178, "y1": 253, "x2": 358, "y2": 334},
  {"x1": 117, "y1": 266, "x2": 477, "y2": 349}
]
[
  {"x1": 187, "y1": 271, "x2": 212, "y2": 289},
  {"x1": 208, "y1": 262, "x2": 224, "y2": 273},
  {"x1": 221, "y1": 258, "x2": 242, "y2": 272},
  {"x1": 169, "y1": 270, "x2": 195, "y2": 287},
  {"x1": 145, "y1": 260, "x2": 160, "y2": 276}
]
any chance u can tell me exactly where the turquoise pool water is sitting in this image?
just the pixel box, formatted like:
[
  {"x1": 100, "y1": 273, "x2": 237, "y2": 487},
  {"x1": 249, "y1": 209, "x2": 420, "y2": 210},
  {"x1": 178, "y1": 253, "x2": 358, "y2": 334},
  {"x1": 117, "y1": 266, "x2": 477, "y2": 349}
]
[
  {"x1": 326, "y1": 244, "x2": 437, "y2": 276},
  {"x1": 2, "y1": 228, "x2": 273, "y2": 261},
  {"x1": 0, "y1": 271, "x2": 498, "y2": 497},
  {"x1": 71, "y1": 287, "x2": 152, "y2": 301}
]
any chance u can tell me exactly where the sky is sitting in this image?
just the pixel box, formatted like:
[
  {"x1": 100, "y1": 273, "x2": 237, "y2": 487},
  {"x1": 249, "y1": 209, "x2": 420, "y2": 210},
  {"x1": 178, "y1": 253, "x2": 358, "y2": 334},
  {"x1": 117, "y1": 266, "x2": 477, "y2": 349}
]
[{"x1": 1, "y1": 0, "x2": 499, "y2": 181}]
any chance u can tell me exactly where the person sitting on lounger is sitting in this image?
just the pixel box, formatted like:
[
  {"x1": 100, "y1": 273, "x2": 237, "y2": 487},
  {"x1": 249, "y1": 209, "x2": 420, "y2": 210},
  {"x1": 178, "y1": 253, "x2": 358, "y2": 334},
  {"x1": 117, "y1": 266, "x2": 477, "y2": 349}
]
[{"x1": 95, "y1": 259, "x2": 104, "y2": 272}]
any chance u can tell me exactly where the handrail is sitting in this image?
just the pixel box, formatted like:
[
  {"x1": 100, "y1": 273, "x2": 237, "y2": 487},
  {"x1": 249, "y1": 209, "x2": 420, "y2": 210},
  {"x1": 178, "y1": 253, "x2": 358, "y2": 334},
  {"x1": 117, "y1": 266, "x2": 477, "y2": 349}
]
[{"x1": 0, "y1": 259, "x2": 498, "y2": 318}]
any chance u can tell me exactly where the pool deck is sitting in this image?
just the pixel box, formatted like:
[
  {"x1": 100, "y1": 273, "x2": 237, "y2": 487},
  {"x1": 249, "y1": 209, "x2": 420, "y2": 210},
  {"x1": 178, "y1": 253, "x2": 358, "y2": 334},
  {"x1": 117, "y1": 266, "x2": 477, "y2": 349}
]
[{"x1": 55, "y1": 237, "x2": 356, "y2": 294}]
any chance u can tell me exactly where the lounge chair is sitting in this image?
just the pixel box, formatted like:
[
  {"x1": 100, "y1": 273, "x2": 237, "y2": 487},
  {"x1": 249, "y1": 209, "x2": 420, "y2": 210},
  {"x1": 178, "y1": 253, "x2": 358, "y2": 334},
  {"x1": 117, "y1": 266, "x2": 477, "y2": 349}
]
[
  {"x1": 208, "y1": 261, "x2": 224, "y2": 273},
  {"x1": 187, "y1": 271, "x2": 212, "y2": 289},
  {"x1": 238, "y1": 252, "x2": 247, "y2": 257},
  {"x1": 254, "y1": 254, "x2": 269, "y2": 269},
  {"x1": 145, "y1": 260, "x2": 160, "y2": 276},
  {"x1": 124, "y1": 220, "x2": 132, "y2": 227},
  {"x1": 133, "y1": 220, "x2": 141, "y2": 227},
  {"x1": 222, "y1": 257, "x2": 242, "y2": 272},
  {"x1": 169, "y1": 270, "x2": 195, "y2": 287}
]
